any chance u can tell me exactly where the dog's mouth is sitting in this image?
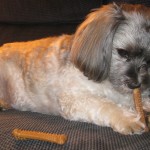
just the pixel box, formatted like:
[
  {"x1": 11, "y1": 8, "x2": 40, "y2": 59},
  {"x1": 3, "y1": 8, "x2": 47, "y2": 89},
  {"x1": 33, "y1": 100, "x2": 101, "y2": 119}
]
[
  {"x1": 110, "y1": 76, "x2": 149, "y2": 94},
  {"x1": 122, "y1": 79, "x2": 140, "y2": 93},
  {"x1": 127, "y1": 82, "x2": 141, "y2": 89},
  {"x1": 124, "y1": 78, "x2": 148, "y2": 90},
  {"x1": 114, "y1": 82, "x2": 148, "y2": 95},
  {"x1": 125, "y1": 82, "x2": 149, "y2": 95}
]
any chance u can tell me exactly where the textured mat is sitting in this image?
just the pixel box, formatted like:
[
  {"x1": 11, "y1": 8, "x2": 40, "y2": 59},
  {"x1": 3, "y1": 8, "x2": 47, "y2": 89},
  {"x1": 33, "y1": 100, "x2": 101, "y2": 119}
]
[{"x1": 0, "y1": 109, "x2": 150, "y2": 150}]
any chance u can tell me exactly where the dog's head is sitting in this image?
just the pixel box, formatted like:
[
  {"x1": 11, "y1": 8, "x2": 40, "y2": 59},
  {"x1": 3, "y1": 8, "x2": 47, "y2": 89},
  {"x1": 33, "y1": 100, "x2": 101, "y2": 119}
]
[{"x1": 71, "y1": 3, "x2": 150, "y2": 93}]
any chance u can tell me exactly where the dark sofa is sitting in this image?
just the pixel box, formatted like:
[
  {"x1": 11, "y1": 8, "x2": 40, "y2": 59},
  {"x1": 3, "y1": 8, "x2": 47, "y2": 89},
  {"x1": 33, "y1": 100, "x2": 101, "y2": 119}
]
[{"x1": 0, "y1": 0, "x2": 150, "y2": 150}]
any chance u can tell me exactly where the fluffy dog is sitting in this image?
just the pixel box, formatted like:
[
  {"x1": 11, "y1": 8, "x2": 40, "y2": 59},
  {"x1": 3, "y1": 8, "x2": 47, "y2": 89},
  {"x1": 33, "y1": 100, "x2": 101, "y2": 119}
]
[{"x1": 0, "y1": 3, "x2": 150, "y2": 135}]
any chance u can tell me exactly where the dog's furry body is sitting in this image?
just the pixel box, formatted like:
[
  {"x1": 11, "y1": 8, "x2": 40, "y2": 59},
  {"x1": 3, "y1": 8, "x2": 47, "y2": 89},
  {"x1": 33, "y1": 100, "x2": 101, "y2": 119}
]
[{"x1": 0, "y1": 3, "x2": 150, "y2": 135}]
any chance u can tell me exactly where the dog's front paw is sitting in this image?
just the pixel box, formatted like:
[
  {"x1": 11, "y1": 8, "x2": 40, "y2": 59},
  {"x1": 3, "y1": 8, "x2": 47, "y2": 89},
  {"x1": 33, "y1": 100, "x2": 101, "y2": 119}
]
[
  {"x1": 0, "y1": 99, "x2": 10, "y2": 111},
  {"x1": 112, "y1": 113, "x2": 145, "y2": 135}
]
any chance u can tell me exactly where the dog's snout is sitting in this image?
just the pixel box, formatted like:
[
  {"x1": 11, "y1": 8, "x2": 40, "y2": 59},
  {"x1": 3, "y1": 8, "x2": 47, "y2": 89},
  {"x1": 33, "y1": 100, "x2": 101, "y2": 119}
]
[{"x1": 128, "y1": 82, "x2": 141, "y2": 89}]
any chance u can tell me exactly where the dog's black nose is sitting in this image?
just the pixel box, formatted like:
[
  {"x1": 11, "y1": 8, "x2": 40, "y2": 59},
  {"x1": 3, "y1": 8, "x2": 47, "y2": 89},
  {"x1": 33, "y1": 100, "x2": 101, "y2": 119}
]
[{"x1": 128, "y1": 82, "x2": 141, "y2": 89}]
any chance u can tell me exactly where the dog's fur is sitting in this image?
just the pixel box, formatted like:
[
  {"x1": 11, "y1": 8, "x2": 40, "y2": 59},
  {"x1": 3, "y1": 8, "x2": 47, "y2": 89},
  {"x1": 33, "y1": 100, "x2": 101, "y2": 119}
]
[{"x1": 0, "y1": 3, "x2": 150, "y2": 135}]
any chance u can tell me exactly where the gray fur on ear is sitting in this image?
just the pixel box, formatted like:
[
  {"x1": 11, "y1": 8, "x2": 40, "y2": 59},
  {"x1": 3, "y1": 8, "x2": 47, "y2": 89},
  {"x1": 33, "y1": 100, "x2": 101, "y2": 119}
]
[{"x1": 71, "y1": 4, "x2": 124, "y2": 82}]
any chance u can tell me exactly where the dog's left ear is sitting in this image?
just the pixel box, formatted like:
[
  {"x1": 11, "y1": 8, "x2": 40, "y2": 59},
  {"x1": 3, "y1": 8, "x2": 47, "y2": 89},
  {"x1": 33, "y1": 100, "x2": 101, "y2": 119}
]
[{"x1": 71, "y1": 3, "x2": 124, "y2": 82}]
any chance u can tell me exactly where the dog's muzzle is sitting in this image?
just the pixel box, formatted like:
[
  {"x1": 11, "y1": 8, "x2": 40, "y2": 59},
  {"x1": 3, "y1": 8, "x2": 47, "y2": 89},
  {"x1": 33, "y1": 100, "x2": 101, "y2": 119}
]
[{"x1": 127, "y1": 82, "x2": 141, "y2": 89}]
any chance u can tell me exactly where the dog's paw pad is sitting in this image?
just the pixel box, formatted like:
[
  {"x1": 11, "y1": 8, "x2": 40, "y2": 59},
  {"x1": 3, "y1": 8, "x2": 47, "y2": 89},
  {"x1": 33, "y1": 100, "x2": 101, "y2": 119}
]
[
  {"x1": 0, "y1": 100, "x2": 10, "y2": 111},
  {"x1": 121, "y1": 122, "x2": 145, "y2": 135},
  {"x1": 113, "y1": 116, "x2": 146, "y2": 135},
  {"x1": 0, "y1": 106, "x2": 8, "y2": 111}
]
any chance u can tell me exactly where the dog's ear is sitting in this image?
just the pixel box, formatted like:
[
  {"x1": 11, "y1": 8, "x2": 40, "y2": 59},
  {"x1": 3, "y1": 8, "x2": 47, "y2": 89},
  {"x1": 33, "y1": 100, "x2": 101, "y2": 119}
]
[{"x1": 71, "y1": 3, "x2": 124, "y2": 82}]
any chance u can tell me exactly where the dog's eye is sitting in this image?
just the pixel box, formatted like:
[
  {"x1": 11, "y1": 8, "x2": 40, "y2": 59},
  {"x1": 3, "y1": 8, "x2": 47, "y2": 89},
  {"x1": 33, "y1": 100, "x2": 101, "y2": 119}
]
[
  {"x1": 140, "y1": 64, "x2": 147, "y2": 71},
  {"x1": 117, "y1": 49, "x2": 130, "y2": 60},
  {"x1": 139, "y1": 64, "x2": 148, "y2": 76},
  {"x1": 146, "y1": 60, "x2": 150, "y2": 67},
  {"x1": 146, "y1": 26, "x2": 150, "y2": 32}
]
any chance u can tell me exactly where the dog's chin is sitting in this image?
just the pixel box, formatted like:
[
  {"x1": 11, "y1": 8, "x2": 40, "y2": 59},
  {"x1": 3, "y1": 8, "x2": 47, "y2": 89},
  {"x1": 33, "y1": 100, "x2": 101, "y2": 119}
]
[
  {"x1": 113, "y1": 85, "x2": 133, "y2": 95},
  {"x1": 109, "y1": 79, "x2": 133, "y2": 95},
  {"x1": 113, "y1": 83, "x2": 149, "y2": 96}
]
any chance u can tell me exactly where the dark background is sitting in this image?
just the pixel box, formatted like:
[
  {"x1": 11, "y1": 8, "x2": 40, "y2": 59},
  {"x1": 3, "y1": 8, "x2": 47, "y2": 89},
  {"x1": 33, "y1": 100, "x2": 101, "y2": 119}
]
[{"x1": 0, "y1": 0, "x2": 149, "y2": 45}]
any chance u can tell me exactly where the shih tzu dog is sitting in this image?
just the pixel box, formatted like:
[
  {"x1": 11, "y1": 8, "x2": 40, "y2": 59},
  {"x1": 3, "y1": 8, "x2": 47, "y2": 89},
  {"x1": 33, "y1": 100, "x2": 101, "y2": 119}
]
[{"x1": 0, "y1": 3, "x2": 150, "y2": 135}]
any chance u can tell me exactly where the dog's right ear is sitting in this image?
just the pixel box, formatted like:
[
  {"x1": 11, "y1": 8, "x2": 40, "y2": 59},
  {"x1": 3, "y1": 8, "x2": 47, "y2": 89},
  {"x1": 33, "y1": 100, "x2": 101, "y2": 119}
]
[{"x1": 71, "y1": 3, "x2": 124, "y2": 82}]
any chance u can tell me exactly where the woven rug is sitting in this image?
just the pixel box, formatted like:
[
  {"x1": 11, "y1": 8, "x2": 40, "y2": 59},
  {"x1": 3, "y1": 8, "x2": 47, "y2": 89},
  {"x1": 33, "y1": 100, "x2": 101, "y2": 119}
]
[{"x1": 0, "y1": 109, "x2": 150, "y2": 150}]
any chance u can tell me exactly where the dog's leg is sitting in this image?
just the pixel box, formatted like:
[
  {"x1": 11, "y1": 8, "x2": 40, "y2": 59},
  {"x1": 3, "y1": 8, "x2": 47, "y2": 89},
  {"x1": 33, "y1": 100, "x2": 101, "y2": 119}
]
[
  {"x1": 0, "y1": 99, "x2": 11, "y2": 111},
  {"x1": 59, "y1": 93, "x2": 145, "y2": 135}
]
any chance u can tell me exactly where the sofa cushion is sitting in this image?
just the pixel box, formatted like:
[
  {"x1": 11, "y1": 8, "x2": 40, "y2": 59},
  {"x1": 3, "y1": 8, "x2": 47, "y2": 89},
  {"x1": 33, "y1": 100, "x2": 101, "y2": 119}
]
[
  {"x1": 1, "y1": 109, "x2": 150, "y2": 150},
  {"x1": 0, "y1": 23, "x2": 77, "y2": 45},
  {"x1": 0, "y1": 0, "x2": 102, "y2": 24}
]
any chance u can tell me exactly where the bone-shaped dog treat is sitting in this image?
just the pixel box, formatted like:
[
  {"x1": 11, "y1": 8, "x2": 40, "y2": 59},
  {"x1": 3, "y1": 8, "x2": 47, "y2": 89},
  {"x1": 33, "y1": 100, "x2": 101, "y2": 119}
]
[
  {"x1": 133, "y1": 88, "x2": 149, "y2": 132},
  {"x1": 12, "y1": 129, "x2": 67, "y2": 145}
]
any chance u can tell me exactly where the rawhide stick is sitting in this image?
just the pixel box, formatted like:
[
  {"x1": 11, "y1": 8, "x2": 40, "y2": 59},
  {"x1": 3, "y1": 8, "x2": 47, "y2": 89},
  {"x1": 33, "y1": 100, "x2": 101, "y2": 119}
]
[
  {"x1": 133, "y1": 88, "x2": 149, "y2": 132},
  {"x1": 12, "y1": 129, "x2": 67, "y2": 145}
]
